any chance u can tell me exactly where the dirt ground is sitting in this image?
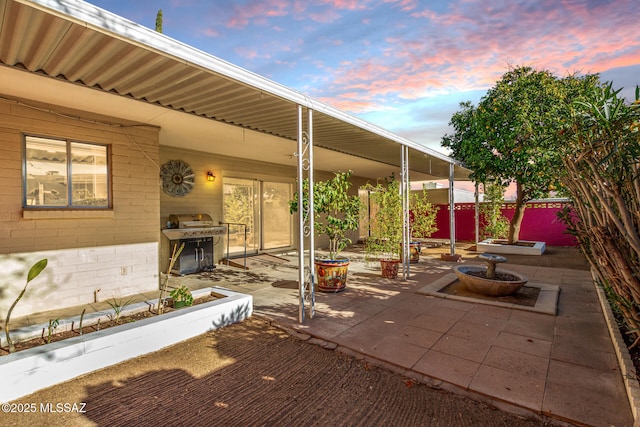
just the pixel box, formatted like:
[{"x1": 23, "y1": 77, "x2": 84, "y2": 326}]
[{"x1": 2, "y1": 245, "x2": 586, "y2": 427}]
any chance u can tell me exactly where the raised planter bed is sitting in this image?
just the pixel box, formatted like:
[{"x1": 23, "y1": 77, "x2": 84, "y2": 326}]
[
  {"x1": 594, "y1": 282, "x2": 640, "y2": 423},
  {"x1": 0, "y1": 287, "x2": 252, "y2": 403},
  {"x1": 477, "y1": 239, "x2": 546, "y2": 255}
]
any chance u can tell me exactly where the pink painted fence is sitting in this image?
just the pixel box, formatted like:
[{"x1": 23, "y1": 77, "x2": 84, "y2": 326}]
[{"x1": 427, "y1": 201, "x2": 577, "y2": 246}]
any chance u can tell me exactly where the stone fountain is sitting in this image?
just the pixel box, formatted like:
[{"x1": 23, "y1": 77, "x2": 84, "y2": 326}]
[{"x1": 453, "y1": 253, "x2": 528, "y2": 297}]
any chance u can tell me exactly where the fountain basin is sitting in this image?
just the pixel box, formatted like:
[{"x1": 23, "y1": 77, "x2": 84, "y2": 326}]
[{"x1": 453, "y1": 265, "x2": 528, "y2": 297}]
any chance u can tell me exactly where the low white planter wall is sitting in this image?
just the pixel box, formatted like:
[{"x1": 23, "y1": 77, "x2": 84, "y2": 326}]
[
  {"x1": 477, "y1": 239, "x2": 546, "y2": 255},
  {"x1": 0, "y1": 287, "x2": 252, "y2": 403}
]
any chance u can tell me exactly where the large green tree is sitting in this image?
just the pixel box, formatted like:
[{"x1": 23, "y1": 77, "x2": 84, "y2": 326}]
[
  {"x1": 442, "y1": 66, "x2": 599, "y2": 243},
  {"x1": 155, "y1": 9, "x2": 163, "y2": 33}
]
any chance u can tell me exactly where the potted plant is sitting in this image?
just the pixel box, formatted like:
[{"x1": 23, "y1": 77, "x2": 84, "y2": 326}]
[
  {"x1": 290, "y1": 171, "x2": 361, "y2": 292},
  {"x1": 170, "y1": 286, "x2": 193, "y2": 308},
  {"x1": 364, "y1": 175, "x2": 403, "y2": 279},
  {"x1": 408, "y1": 185, "x2": 439, "y2": 263}
]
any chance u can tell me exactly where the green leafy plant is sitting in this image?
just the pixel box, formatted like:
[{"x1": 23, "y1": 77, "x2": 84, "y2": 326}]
[
  {"x1": 155, "y1": 9, "x2": 163, "y2": 33},
  {"x1": 4, "y1": 258, "x2": 48, "y2": 353},
  {"x1": 158, "y1": 242, "x2": 185, "y2": 314},
  {"x1": 410, "y1": 185, "x2": 439, "y2": 240},
  {"x1": 79, "y1": 308, "x2": 86, "y2": 335},
  {"x1": 106, "y1": 297, "x2": 134, "y2": 323},
  {"x1": 170, "y1": 286, "x2": 193, "y2": 308},
  {"x1": 556, "y1": 81, "x2": 640, "y2": 347},
  {"x1": 364, "y1": 175, "x2": 403, "y2": 260},
  {"x1": 480, "y1": 181, "x2": 510, "y2": 240},
  {"x1": 290, "y1": 171, "x2": 361, "y2": 260},
  {"x1": 47, "y1": 318, "x2": 60, "y2": 344},
  {"x1": 223, "y1": 185, "x2": 255, "y2": 233}
]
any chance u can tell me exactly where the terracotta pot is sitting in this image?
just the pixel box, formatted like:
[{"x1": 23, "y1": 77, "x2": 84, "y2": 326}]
[
  {"x1": 409, "y1": 242, "x2": 421, "y2": 263},
  {"x1": 441, "y1": 253, "x2": 462, "y2": 262},
  {"x1": 400, "y1": 242, "x2": 421, "y2": 263},
  {"x1": 314, "y1": 258, "x2": 349, "y2": 292},
  {"x1": 380, "y1": 259, "x2": 400, "y2": 279}
]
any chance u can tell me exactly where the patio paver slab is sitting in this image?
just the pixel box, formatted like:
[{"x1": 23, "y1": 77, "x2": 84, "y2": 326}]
[
  {"x1": 431, "y1": 333, "x2": 493, "y2": 363},
  {"x1": 543, "y1": 359, "x2": 632, "y2": 427},
  {"x1": 551, "y1": 340, "x2": 619, "y2": 371},
  {"x1": 446, "y1": 318, "x2": 504, "y2": 342},
  {"x1": 407, "y1": 312, "x2": 462, "y2": 333},
  {"x1": 398, "y1": 324, "x2": 443, "y2": 349},
  {"x1": 413, "y1": 350, "x2": 481, "y2": 389},
  {"x1": 482, "y1": 346, "x2": 549, "y2": 380},
  {"x1": 470, "y1": 364, "x2": 545, "y2": 411},
  {"x1": 493, "y1": 331, "x2": 552, "y2": 358},
  {"x1": 370, "y1": 335, "x2": 429, "y2": 369}
]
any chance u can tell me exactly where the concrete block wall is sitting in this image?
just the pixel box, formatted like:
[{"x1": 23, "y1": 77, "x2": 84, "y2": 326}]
[
  {"x1": 0, "y1": 96, "x2": 161, "y2": 318},
  {"x1": 0, "y1": 243, "x2": 158, "y2": 318}
]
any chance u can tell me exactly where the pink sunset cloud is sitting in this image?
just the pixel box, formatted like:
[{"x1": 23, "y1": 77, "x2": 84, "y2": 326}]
[
  {"x1": 319, "y1": 97, "x2": 382, "y2": 113},
  {"x1": 201, "y1": 28, "x2": 219, "y2": 37},
  {"x1": 226, "y1": 0, "x2": 289, "y2": 28},
  {"x1": 234, "y1": 47, "x2": 261, "y2": 59},
  {"x1": 318, "y1": 0, "x2": 371, "y2": 10},
  {"x1": 385, "y1": 0, "x2": 419, "y2": 12},
  {"x1": 306, "y1": 9, "x2": 342, "y2": 24},
  {"x1": 317, "y1": 0, "x2": 640, "y2": 113},
  {"x1": 224, "y1": 0, "x2": 377, "y2": 29}
]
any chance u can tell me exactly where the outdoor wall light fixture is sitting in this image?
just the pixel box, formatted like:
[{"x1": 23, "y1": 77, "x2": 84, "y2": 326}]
[{"x1": 206, "y1": 171, "x2": 215, "y2": 182}]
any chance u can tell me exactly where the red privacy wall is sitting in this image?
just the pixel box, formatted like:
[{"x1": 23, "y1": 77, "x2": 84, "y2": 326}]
[{"x1": 428, "y1": 201, "x2": 577, "y2": 246}]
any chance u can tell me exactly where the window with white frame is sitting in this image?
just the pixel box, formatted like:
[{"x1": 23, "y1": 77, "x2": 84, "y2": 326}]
[{"x1": 23, "y1": 135, "x2": 110, "y2": 208}]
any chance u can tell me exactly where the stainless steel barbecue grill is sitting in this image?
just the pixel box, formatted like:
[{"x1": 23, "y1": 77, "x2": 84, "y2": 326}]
[{"x1": 162, "y1": 214, "x2": 226, "y2": 274}]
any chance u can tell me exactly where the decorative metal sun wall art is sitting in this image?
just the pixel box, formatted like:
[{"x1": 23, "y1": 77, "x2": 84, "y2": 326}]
[{"x1": 160, "y1": 160, "x2": 195, "y2": 197}]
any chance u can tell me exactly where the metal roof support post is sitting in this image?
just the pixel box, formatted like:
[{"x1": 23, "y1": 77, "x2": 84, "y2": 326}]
[
  {"x1": 449, "y1": 163, "x2": 456, "y2": 256},
  {"x1": 401, "y1": 145, "x2": 410, "y2": 279},
  {"x1": 475, "y1": 182, "x2": 480, "y2": 244},
  {"x1": 308, "y1": 108, "x2": 315, "y2": 320},
  {"x1": 296, "y1": 105, "x2": 315, "y2": 323}
]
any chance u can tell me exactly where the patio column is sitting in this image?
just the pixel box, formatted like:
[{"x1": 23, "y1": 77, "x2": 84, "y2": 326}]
[
  {"x1": 296, "y1": 105, "x2": 315, "y2": 323},
  {"x1": 449, "y1": 163, "x2": 456, "y2": 255},
  {"x1": 475, "y1": 182, "x2": 480, "y2": 244},
  {"x1": 401, "y1": 145, "x2": 410, "y2": 279}
]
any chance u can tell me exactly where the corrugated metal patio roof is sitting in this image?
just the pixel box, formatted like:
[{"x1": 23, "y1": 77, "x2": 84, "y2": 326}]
[{"x1": 0, "y1": 0, "x2": 471, "y2": 181}]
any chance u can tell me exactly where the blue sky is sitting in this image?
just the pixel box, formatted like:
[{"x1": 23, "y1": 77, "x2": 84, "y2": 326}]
[{"x1": 89, "y1": 0, "x2": 640, "y2": 154}]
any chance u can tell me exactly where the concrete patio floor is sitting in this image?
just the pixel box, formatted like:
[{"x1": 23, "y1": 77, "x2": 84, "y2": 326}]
[
  {"x1": 198, "y1": 248, "x2": 634, "y2": 426},
  {"x1": 6, "y1": 246, "x2": 635, "y2": 426}
]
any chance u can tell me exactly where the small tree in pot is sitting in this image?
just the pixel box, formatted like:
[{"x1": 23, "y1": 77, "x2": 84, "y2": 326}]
[
  {"x1": 364, "y1": 175, "x2": 403, "y2": 278},
  {"x1": 290, "y1": 171, "x2": 361, "y2": 292},
  {"x1": 408, "y1": 185, "x2": 439, "y2": 262}
]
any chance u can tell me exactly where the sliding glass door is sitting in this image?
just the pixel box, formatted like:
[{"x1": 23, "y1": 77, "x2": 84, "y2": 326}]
[
  {"x1": 223, "y1": 178, "x2": 258, "y2": 256},
  {"x1": 262, "y1": 181, "x2": 293, "y2": 250},
  {"x1": 223, "y1": 178, "x2": 293, "y2": 257}
]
